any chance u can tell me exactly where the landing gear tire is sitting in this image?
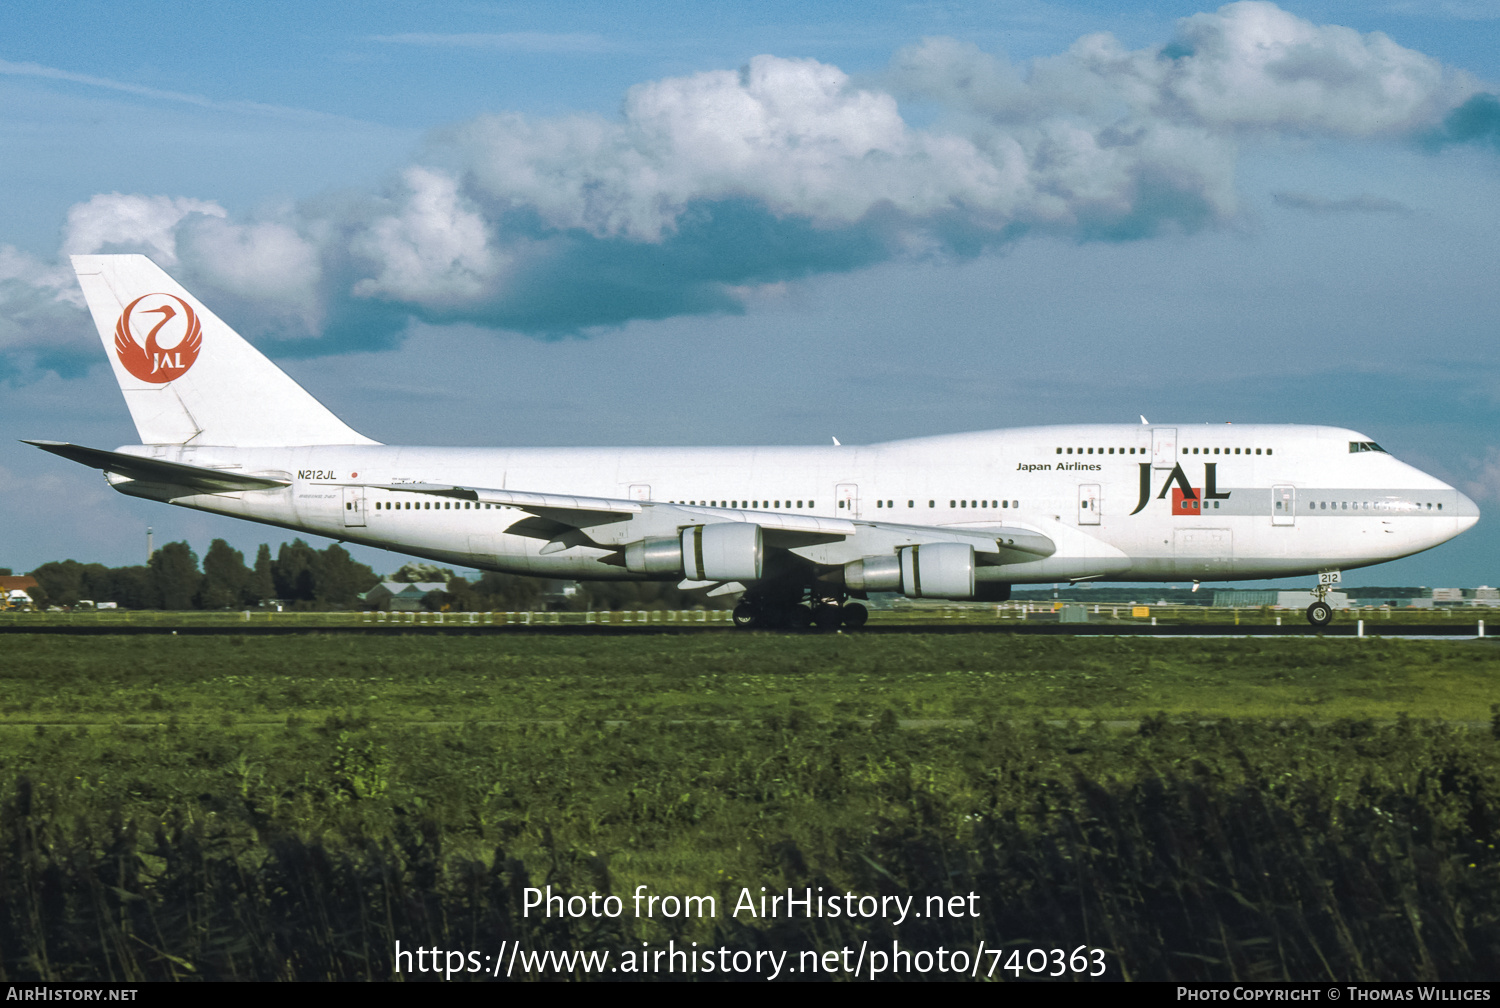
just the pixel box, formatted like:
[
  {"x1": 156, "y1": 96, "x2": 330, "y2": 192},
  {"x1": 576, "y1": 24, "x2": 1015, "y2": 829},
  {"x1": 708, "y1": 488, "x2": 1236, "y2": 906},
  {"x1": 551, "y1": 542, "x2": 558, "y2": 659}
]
[
  {"x1": 812, "y1": 605, "x2": 843, "y2": 630},
  {"x1": 841, "y1": 602, "x2": 869, "y2": 628},
  {"x1": 1306, "y1": 601, "x2": 1333, "y2": 627},
  {"x1": 732, "y1": 603, "x2": 760, "y2": 629}
]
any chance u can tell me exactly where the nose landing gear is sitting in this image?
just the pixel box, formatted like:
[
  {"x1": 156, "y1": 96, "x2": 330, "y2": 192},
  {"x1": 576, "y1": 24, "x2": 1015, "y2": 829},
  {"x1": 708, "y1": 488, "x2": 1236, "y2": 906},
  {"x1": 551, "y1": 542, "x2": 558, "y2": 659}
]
[{"x1": 1305, "y1": 571, "x2": 1340, "y2": 627}]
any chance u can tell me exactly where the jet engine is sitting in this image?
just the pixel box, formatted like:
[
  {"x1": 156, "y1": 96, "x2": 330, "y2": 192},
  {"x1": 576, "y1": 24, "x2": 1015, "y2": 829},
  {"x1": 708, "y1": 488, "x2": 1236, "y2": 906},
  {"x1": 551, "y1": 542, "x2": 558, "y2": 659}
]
[
  {"x1": 844, "y1": 542, "x2": 976, "y2": 599},
  {"x1": 625, "y1": 523, "x2": 763, "y2": 582}
]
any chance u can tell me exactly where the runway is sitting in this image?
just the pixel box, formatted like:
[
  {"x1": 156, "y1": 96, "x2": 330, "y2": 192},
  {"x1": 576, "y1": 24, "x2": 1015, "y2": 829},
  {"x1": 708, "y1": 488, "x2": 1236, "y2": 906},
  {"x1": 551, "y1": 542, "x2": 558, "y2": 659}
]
[{"x1": 0, "y1": 621, "x2": 1491, "y2": 638}]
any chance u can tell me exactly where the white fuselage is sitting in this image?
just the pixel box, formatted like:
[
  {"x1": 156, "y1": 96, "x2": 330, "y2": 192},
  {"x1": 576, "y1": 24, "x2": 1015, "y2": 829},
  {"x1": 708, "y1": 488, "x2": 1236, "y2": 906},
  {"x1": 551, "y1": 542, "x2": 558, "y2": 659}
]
[{"x1": 109, "y1": 423, "x2": 1477, "y2": 585}]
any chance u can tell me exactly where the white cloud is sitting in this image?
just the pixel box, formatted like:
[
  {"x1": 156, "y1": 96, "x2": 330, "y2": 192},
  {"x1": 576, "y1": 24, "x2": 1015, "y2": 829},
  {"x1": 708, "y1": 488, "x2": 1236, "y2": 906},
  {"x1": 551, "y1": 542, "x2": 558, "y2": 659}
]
[
  {"x1": 61, "y1": 193, "x2": 227, "y2": 265},
  {"x1": 1465, "y1": 447, "x2": 1500, "y2": 503},
  {"x1": 0, "y1": 245, "x2": 90, "y2": 360},
  {"x1": 351, "y1": 167, "x2": 504, "y2": 305},
  {"x1": 1, "y1": 2, "x2": 1493, "y2": 366},
  {"x1": 177, "y1": 215, "x2": 324, "y2": 325}
]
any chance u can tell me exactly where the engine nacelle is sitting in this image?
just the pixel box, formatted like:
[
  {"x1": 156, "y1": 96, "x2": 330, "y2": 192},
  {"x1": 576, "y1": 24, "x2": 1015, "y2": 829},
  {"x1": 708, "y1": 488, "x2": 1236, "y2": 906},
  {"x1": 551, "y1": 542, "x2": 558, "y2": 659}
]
[
  {"x1": 844, "y1": 543, "x2": 977, "y2": 599},
  {"x1": 624, "y1": 536, "x2": 683, "y2": 575},
  {"x1": 683, "y1": 522, "x2": 763, "y2": 582},
  {"x1": 843, "y1": 555, "x2": 902, "y2": 592},
  {"x1": 625, "y1": 523, "x2": 763, "y2": 582},
  {"x1": 899, "y1": 542, "x2": 975, "y2": 599}
]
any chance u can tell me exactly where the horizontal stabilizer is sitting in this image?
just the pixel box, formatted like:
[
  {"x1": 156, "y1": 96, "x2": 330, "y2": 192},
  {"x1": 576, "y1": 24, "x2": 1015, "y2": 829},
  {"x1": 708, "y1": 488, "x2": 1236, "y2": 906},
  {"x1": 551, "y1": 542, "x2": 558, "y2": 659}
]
[{"x1": 23, "y1": 441, "x2": 290, "y2": 493}]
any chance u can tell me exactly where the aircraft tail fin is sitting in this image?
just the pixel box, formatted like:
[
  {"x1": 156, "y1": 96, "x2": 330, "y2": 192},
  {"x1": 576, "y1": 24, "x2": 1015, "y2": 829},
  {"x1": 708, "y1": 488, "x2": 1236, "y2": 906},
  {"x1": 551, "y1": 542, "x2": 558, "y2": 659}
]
[{"x1": 71, "y1": 254, "x2": 377, "y2": 447}]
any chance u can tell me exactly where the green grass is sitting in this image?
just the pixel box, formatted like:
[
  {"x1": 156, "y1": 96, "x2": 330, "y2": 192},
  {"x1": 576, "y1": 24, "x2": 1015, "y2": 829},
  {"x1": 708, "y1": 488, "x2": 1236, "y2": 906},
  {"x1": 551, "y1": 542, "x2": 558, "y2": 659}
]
[
  {"x1": 1, "y1": 634, "x2": 1496, "y2": 725},
  {"x1": 3, "y1": 633, "x2": 1500, "y2": 980}
]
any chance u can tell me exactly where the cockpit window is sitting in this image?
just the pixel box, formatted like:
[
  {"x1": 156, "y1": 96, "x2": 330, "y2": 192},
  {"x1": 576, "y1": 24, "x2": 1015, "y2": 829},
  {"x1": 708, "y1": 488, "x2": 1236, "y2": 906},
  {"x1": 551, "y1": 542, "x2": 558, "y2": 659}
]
[{"x1": 1349, "y1": 441, "x2": 1387, "y2": 453}]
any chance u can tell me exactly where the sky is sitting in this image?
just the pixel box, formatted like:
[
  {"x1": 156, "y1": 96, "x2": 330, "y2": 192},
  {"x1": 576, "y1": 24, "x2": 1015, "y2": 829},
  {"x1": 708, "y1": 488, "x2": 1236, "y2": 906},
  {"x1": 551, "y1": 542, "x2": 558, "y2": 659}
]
[{"x1": 2, "y1": 0, "x2": 1499, "y2": 589}]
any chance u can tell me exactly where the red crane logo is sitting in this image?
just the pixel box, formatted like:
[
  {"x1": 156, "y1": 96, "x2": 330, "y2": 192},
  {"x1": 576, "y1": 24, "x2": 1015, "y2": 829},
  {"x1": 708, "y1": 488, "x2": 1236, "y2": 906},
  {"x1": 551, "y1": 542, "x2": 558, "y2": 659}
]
[{"x1": 114, "y1": 294, "x2": 202, "y2": 383}]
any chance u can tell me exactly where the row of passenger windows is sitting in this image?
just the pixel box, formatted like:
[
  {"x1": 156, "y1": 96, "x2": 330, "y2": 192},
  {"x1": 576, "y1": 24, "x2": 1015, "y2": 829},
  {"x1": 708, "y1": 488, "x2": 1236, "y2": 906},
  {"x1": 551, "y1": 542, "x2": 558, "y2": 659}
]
[
  {"x1": 867, "y1": 500, "x2": 1021, "y2": 509},
  {"x1": 367, "y1": 498, "x2": 1027, "y2": 514},
  {"x1": 1054, "y1": 446, "x2": 1274, "y2": 456},
  {"x1": 669, "y1": 500, "x2": 813, "y2": 509},
  {"x1": 1308, "y1": 500, "x2": 1443, "y2": 511}
]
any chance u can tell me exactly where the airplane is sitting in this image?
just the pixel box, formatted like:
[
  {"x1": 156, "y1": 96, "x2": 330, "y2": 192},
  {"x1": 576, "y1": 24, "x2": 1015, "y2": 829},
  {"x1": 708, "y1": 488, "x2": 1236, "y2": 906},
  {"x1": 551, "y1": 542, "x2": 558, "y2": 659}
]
[{"x1": 26, "y1": 254, "x2": 1479, "y2": 629}]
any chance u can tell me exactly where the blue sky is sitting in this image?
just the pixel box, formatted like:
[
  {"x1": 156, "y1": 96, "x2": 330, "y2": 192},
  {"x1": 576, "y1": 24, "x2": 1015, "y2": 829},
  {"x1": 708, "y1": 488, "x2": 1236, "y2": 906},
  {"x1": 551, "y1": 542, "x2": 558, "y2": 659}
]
[{"x1": 3, "y1": 1, "x2": 1499, "y2": 589}]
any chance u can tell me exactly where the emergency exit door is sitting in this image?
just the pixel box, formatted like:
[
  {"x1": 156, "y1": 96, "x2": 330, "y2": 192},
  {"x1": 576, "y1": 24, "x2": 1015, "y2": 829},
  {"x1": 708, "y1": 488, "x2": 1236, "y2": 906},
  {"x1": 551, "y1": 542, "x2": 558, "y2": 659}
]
[{"x1": 1078, "y1": 484, "x2": 1101, "y2": 525}]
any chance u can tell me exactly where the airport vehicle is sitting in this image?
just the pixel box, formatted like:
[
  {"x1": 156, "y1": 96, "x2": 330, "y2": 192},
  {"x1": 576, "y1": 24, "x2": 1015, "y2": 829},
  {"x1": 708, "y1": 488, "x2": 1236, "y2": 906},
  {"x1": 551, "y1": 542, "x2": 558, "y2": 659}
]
[{"x1": 27, "y1": 255, "x2": 1479, "y2": 628}]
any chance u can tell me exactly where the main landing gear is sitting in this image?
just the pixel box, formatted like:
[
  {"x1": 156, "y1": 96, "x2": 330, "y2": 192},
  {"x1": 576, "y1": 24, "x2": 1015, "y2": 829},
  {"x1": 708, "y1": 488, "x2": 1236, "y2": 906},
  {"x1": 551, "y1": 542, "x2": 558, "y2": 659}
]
[{"x1": 732, "y1": 595, "x2": 868, "y2": 630}]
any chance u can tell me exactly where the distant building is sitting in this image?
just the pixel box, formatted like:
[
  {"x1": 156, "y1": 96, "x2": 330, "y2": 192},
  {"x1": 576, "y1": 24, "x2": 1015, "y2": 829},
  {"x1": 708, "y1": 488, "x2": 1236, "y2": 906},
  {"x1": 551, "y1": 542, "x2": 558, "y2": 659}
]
[
  {"x1": 1212, "y1": 589, "x2": 1350, "y2": 609},
  {"x1": 0, "y1": 575, "x2": 39, "y2": 610},
  {"x1": 361, "y1": 582, "x2": 449, "y2": 612}
]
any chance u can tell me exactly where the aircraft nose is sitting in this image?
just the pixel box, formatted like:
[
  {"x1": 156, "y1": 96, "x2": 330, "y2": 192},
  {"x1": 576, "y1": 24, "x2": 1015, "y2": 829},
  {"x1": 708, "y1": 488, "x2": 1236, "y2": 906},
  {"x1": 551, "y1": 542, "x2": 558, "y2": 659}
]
[{"x1": 1451, "y1": 487, "x2": 1481, "y2": 531}]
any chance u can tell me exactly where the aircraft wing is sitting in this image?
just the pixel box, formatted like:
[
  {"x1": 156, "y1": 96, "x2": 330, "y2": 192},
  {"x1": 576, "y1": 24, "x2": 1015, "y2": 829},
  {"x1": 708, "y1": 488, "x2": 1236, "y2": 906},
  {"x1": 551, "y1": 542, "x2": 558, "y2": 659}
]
[
  {"x1": 347, "y1": 480, "x2": 1053, "y2": 563},
  {"x1": 23, "y1": 441, "x2": 291, "y2": 493}
]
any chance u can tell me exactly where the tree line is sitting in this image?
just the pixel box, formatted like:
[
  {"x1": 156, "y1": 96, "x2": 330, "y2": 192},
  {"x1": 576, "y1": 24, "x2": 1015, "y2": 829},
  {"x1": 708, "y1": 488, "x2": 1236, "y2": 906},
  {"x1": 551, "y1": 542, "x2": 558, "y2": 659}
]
[
  {"x1": 21, "y1": 540, "x2": 727, "y2": 612},
  {"x1": 25, "y1": 540, "x2": 379, "y2": 612}
]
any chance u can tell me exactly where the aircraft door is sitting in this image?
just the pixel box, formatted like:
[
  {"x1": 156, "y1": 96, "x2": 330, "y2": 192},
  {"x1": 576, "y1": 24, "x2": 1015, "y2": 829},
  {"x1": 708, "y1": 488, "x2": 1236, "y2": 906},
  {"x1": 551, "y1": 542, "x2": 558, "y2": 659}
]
[
  {"x1": 341, "y1": 486, "x2": 367, "y2": 528},
  {"x1": 1151, "y1": 427, "x2": 1177, "y2": 469},
  {"x1": 1272, "y1": 485, "x2": 1295, "y2": 526},
  {"x1": 629, "y1": 484, "x2": 651, "y2": 501},
  {"x1": 836, "y1": 483, "x2": 859, "y2": 519},
  {"x1": 1078, "y1": 484, "x2": 1101, "y2": 525}
]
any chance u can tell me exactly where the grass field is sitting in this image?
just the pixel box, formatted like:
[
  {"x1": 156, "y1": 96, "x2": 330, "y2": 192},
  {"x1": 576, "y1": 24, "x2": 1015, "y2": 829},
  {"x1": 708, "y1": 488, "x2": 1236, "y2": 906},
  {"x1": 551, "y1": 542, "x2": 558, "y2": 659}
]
[
  {"x1": 2, "y1": 632, "x2": 1497, "y2": 724},
  {"x1": 3, "y1": 633, "x2": 1499, "y2": 981}
]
